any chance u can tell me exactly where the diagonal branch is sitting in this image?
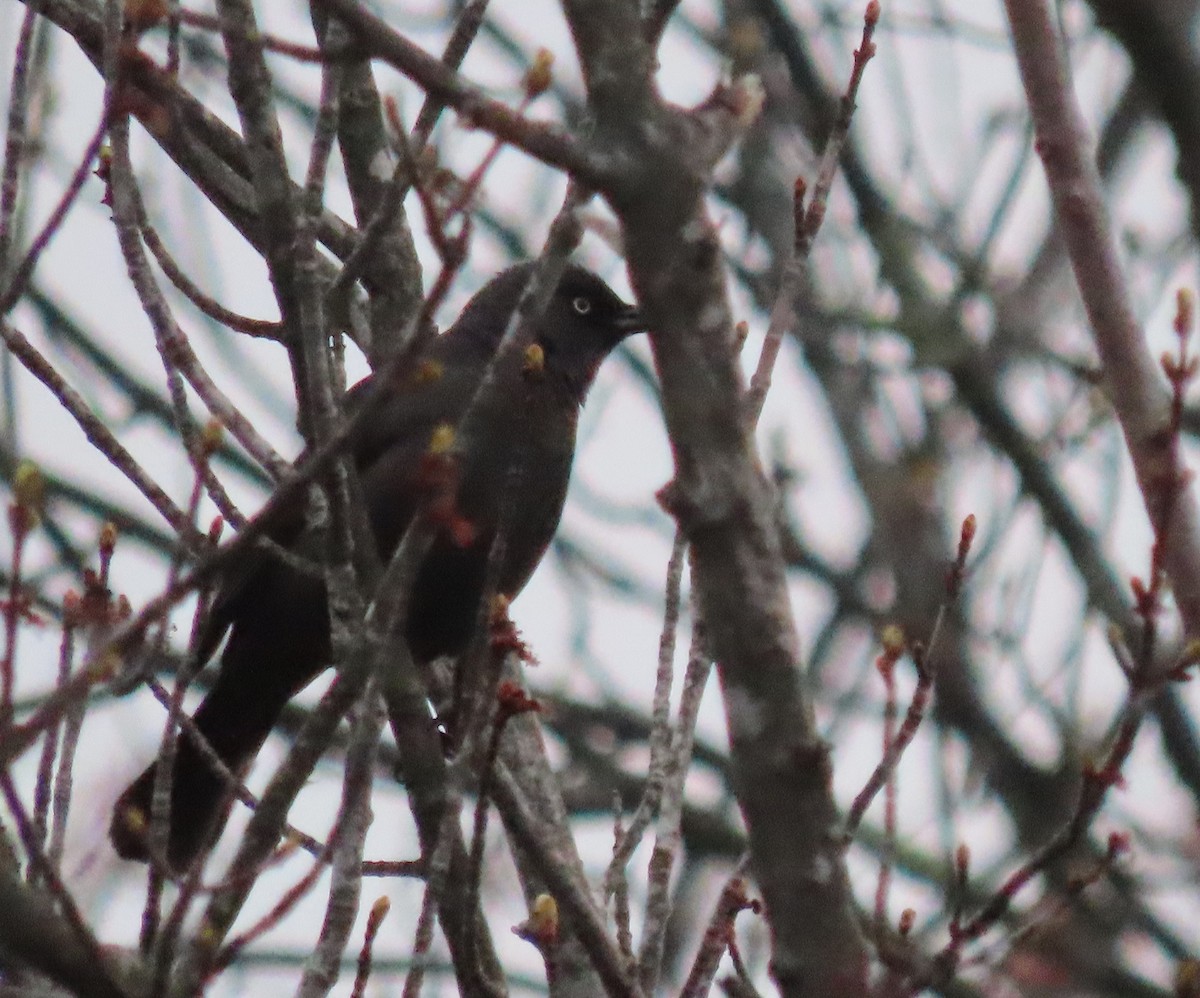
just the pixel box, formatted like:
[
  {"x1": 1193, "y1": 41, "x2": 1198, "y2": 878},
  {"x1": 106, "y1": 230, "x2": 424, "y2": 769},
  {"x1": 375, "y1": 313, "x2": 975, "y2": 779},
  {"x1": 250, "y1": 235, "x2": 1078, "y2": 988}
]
[
  {"x1": 316, "y1": 0, "x2": 602, "y2": 185},
  {"x1": 556, "y1": 0, "x2": 872, "y2": 994},
  {"x1": 1004, "y1": 0, "x2": 1200, "y2": 638}
]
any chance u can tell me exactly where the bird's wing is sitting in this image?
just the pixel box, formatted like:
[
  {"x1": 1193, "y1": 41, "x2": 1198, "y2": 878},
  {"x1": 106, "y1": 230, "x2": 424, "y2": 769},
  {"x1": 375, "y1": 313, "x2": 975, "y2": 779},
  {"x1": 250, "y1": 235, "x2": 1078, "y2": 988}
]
[
  {"x1": 192, "y1": 475, "x2": 309, "y2": 664},
  {"x1": 192, "y1": 336, "x2": 483, "y2": 664}
]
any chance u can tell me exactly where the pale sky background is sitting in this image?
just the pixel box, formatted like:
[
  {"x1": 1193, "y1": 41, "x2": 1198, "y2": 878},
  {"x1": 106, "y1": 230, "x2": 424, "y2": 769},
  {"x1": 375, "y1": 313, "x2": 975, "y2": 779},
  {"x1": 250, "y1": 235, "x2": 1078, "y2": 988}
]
[{"x1": 2, "y1": 0, "x2": 1199, "y2": 992}]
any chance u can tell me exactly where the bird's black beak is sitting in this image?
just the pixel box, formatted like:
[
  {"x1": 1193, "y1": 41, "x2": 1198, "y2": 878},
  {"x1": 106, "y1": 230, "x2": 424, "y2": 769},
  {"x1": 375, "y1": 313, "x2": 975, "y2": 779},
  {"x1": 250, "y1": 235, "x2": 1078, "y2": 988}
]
[{"x1": 615, "y1": 304, "x2": 646, "y2": 335}]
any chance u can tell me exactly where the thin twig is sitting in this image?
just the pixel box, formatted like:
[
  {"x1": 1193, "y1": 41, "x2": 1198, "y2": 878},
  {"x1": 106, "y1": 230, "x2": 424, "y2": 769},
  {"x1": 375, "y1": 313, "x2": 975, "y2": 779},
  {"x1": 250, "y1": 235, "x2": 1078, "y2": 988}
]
[
  {"x1": 916, "y1": 300, "x2": 1199, "y2": 992},
  {"x1": 637, "y1": 606, "x2": 711, "y2": 994},
  {"x1": 679, "y1": 859, "x2": 755, "y2": 998},
  {"x1": 400, "y1": 881, "x2": 439, "y2": 998},
  {"x1": 180, "y1": 669, "x2": 369, "y2": 993},
  {"x1": 610, "y1": 797, "x2": 635, "y2": 975},
  {"x1": 317, "y1": 0, "x2": 601, "y2": 184},
  {"x1": 604, "y1": 531, "x2": 686, "y2": 896},
  {"x1": 141, "y1": 220, "x2": 283, "y2": 340},
  {"x1": 844, "y1": 515, "x2": 976, "y2": 841},
  {"x1": 174, "y1": 8, "x2": 331, "y2": 63},
  {"x1": 139, "y1": 447, "x2": 221, "y2": 952},
  {"x1": 0, "y1": 771, "x2": 126, "y2": 997},
  {"x1": 0, "y1": 318, "x2": 201, "y2": 545},
  {"x1": 295, "y1": 685, "x2": 383, "y2": 998},
  {"x1": 874, "y1": 631, "x2": 900, "y2": 938},
  {"x1": 0, "y1": 261, "x2": 473, "y2": 770},
  {"x1": 46, "y1": 610, "x2": 83, "y2": 868},
  {"x1": 0, "y1": 115, "x2": 107, "y2": 317},
  {"x1": 350, "y1": 896, "x2": 391, "y2": 998},
  {"x1": 0, "y1": 8, "x2": 39, "y2": 273},
  {"x1": 744, "y1": 1, "x2": 880, "y2": 423},
  {"x1": 212, "y1": 835, "x2": 339, "y2": 976}
]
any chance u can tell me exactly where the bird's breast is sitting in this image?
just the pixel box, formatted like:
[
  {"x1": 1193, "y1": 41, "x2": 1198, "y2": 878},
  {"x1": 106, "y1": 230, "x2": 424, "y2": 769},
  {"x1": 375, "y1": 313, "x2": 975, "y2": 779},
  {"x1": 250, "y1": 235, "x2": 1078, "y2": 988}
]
[{"x1": 453, "y1": 384, "x2": 579, "y2": 591}]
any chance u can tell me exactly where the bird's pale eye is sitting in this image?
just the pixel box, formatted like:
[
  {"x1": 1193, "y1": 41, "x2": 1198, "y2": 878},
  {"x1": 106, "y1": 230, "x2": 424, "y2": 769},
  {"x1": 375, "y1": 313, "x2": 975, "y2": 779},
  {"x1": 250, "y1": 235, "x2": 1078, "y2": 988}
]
[{"x1": 572, "y1": 296, "x2": 592, "y2": 315}]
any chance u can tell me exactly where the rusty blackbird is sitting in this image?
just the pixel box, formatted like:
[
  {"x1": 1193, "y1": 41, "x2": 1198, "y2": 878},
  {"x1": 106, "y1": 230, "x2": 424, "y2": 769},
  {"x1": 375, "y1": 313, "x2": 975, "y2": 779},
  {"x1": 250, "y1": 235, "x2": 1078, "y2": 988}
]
[{"x1": 110, "y1": 262, "x2": 643, "y2": 869}]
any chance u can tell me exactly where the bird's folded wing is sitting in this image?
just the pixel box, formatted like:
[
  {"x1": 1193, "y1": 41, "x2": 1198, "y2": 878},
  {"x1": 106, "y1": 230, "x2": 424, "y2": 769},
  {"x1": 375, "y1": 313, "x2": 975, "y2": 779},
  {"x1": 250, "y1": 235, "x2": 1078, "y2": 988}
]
[{"x1": 192, "y1": 335, "x2": 486, "y2": 663}]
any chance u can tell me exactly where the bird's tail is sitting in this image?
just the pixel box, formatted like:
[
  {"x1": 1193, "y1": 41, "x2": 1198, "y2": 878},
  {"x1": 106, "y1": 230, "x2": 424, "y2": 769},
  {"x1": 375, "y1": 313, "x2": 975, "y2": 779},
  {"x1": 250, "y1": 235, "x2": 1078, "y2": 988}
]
[
  {"x1": 109, "y1": 629, "x2": 319, "y2": 871},
  {"x1": 109, "y1": 721, "x2": 243, "y2": 872}
]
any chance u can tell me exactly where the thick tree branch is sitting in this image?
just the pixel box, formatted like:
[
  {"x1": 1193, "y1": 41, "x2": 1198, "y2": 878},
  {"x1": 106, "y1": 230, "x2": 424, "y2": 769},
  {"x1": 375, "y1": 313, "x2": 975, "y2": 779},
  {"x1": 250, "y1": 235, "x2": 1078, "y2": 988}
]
[
  {"x1": 316, "y1": 0, "x2": 602, "y2": 185},
  {"x1": 557, "y1": 1, "x2": 870, "y2": 994},
  {"x1": 1005, "y1": 0, "x2": 1200, "y2": 638}
]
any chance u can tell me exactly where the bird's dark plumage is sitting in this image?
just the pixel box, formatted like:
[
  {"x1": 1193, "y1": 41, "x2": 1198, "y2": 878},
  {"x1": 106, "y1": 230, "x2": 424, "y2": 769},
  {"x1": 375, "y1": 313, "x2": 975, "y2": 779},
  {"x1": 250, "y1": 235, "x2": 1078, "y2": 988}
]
[{"x1": 110, "y1": 263, "x2": 642, "y2": 869}]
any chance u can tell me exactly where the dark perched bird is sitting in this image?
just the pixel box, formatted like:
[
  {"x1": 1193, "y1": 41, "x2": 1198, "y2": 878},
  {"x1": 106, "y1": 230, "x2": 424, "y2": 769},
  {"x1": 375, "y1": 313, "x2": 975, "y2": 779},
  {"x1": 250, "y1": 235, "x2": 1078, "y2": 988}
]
[{"x1": 110, "y1": 263, "x2": 643, "y2": 870}]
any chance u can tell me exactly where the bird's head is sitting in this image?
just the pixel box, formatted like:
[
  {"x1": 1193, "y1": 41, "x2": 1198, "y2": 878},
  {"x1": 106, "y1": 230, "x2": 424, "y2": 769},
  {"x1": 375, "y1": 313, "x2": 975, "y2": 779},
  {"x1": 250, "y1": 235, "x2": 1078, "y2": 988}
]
[
  {"x1": 531, "y1": 263, "x2": 646, "y2": 403},
  {"x1": 453, "y1": 262, "x2": 644, "y2": 402}
]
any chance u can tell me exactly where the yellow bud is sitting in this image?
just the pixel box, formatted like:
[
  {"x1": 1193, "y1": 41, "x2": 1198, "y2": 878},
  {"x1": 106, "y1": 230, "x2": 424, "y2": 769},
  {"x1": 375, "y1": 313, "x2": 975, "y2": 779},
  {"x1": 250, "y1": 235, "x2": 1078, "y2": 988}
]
[
  {"x1": 62, "y1": 590, "x2": 81, "y2": 627},
  {"x1": 1177, "y1": 288, "x2": 1195, "y2": 335},
  {"x1": 529, "y1": 893, "x2": 558, "y2": 937},
  {"x1": 201, "y1": 419, "x2": 224, "y2": 455},
  {"x1": 1178, "y1": 639, "x2": 1200, "y2": 670},
  {"x1": 119, "y1": 802, "x2": 147, "y2": 838},
  {"x1": 196, "y1": 920, "x2": 221, "y2": 952},
  {"x1": 13, "y1": 460, "x2": 44, "y2": 529},
  {"x1": 89, "y1": 647, "x2": 123, "y2": 682},
  {"x1": 412, "y1": 359, "x2": 444, "y2": 385},
  {"x1": 523, "y1": 49, "x2": 554, "y2": 99},
  {"x1": 428, "y1": 423, "x2": 456, "y2": 455},
  {"x1": 880, "y1": 624, "x2": 905, "y2": 655},
  {"x1": 523, "y1": 342, "x2": 545, "y2": 375}
]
